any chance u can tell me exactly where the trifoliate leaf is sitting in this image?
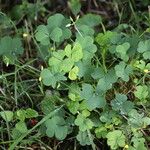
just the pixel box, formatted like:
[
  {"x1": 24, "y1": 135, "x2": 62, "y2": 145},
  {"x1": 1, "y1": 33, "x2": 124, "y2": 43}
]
[
  {"x1": 48, "y1": 50, "x2": 65, "y2": 72},
  {"x1": 116, "y1": 42, "x2": 130, "y2": 62},
  {"x1": 40, "y1": 69, "x2": 66, "y2": 87},
  {"x1": 106, "y1": 130, "x2": 126, "y2": 150},
  {"x1": 100, "y1": 110, "x2": 121, "y2": 125},
  {"x1": 0, "y1": 111, "x2": 13, "y2": 122},
  {"x1": 76, "y1": 60, "x2": 95, "y2": 78},
  {"x1": 96, "y1": 69, "x2": 118, "y2": 93},
  {"x1": 95, "y1": 125, "x2": 107, "y2": 138},
  {"x1": 0, "y1": 36, "x2": 24, "y2": 64},
  {"x1": 75, "y1": 113, "x2": 94, "y2": 131},
  {"x1": 128, "y1": 109, "x2": 145, "y2": 128},
  {"x1": 134, "y1": 85, "x2": 148, "y2": 101},
  {"x1": 80, "y1": 83, "x2": 106, "y2": 110},
  {"x1": 35, "y1": 13, "x2": 71, "y2": 45},
  {"x1": 69, "y1": 66, "x2": 79, "y2": 80},
  {"x1": 76, "y1": 131, "x2": 91, "y2": 146},
  {"x1": 115, "y1": 61, "x2": 133, "y2": 82},
  {"x1": 45, "y1": 116, "x2": 68, "y2": 140},
  {"x1": 137, "y1": 40, "x2": 150, "y2": 60},
  {"x1": 111, "y1": 94, "x2": 134, "y2": 115}
]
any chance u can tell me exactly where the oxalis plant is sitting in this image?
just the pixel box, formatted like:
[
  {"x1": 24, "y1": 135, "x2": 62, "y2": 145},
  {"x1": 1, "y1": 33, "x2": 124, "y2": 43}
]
[
  {"x1": 0, "y1": 13, "x2": 150, "y2": 150},
  {"x1": 36, "y1": 13, "x2": 150, "y2": 150}
]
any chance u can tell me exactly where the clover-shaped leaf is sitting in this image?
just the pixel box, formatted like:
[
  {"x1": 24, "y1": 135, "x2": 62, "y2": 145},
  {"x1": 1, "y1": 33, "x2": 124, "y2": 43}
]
[
  {"x1": 116, "y1": 42, "x2": 130, "y2": 62},
  {"x1": 137, "y1": 40, "x2": 150, "y2": 60},
  {"x1": 45, "y1": 116, "x2": 68, "y2": 140},
  {"x1": 50, "y1": 27, "x2": 62, "y2": 42},
  {"x1": 69, "y1": 0, "x2": 81, "y2": 15},
  {"x1": 76, "y1": 130, "x2": 92, "y2": 146},
  {"x1": 35, "y1": 13, "x2": 71, "y2": 45},
  {"x1": 76, "y1": 36, "x2": 97, "y2": 60},
  {"x1": 0, "y1": 36, "x2": 24, "y2": 64},
  {"x1": 115, "y1": 61, "x2": 133, "y2": 82},
  {"x1": 111, "y1": 94, "x2": 134, "y2": 115},
  {"x1": 0, "y1": 111, "x2": 14, "y2": 122},
  {"x1": 35, "y1": 25, "x2": 50, "y2": 45},
  {"x1": 134, "y1": 85, "x2": 148, "y2": 101},
  {"x1": 106, "y1": 130, "x2": 126, "y2": 150},
  {"x1": 80, "y1": 84, "x2": 106, "y2": 110},
  {"x1": 40, "y1": 69, "x2": 66, "y2": 87},
  {"x1": 128, "y1": 109, "x2": 150, "y2": 128},
  {"x1": 75, "y1": 113, "x2": 94, "y2": 131},
  {"x1": 96, "y1": 69, "x2": 118, "y2": 93}
]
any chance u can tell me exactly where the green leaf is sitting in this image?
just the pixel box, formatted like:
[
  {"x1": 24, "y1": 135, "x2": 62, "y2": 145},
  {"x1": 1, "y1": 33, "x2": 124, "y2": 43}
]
[
  {"x1": 69, "y1": 0, "x2": 81, "y2": 15},
  {"x1": 77, "y1": 14, "x2": 102, "y2": 27},
  {"x1": 137, "y1": 40, "x2": 150, "y2": 60},
  {"x1": 40, "y1": 69, "x2": 66, "y2": 87},
  {"x1": 80, "y1": 84, "x2": 106, "y2": 110},
  {"x1": 35, "y1": 25, "x2": 50, "y2": 45},
  {"x1": 131, "y1": 133, "x2": 147, "y2": 150},
  {"x1": 134, "y1": 85, "x2": 148, "y2": 101},
  {"x1": 47, "y1": 13, "x2": 71, "y2": 42},
  {"x1": 100, "y1": 110, "x2": 121, "y2": 125},
  {"x1": 48, "y1": 50, "x2": 65, "y2": 72},
  {"x1": 25, "y1": 108, "x2": 38, "y2": 118},
  {"x1": 45, "y1": 116, "x2": 68, "y2": 140},
  {"x1": 69, "y1": 66, "x2": 79, "y2": 80},
  {"x1": 64, "y1": 44, "x2": 72, "y2": 57},
  {"x1": 50, "y1": 27, "x2": 62, "y2": 42},
  {"x1": 111, "y1": 94, "x2": 134, "y2": 115},
  {"x1": 128, "y1": 110, "x2": 143, "y2": 128},
  {"x1": 116, "y1": 42, "x2": 130, "y2": 62},
  {"x1": 16, "y1": 109, "x2": 26, "y2": 121},
  {"x1": 67, "y1": 101, "x2": 79, "y2": 114},
  {"x1": 76, "y1": 36, "x2": 97, "y2": 60},
  {"x1": 62, "y1": 58, "x2": 74, "y2": 72},
  {"x1": 35, "y1": 13, "x2": 71, "y2": 45},
  {"x1": 47, "y1": 13, "x2": 64, "y2": 29},
  {"x1": 71, "y1": 42, "x2": 83, "y2": 62},
  {"x1": 15, "y1": 121, "x2": 28, "y2": 133},
  {"x1": 75, "y1": 113, "x2": 94, "y2": 131},
  {"x1": 76, "y1": 60, "x2": 95, "y2": 79},
  {"x1": 76, "y1": 131, "x2": 91, "y2": 146},
  {"x1": 0, "y1": 111, "x2": 13, "y2": 122},
  {"x1": 115, "y1": 61, "x2": 133, "y2": 82},
  {"x1": 95, "y1": 125, "x2": 107, "y2": 138},
  {"x1": 76, "y1": 25, "x2": 94, "y2": 37},
  {"x1": 96, "y1": 69, "x2": 118, "y2": 93},
  {"x1": 0, "y1": 36, "x2": 24, "y2": 64},
  {"x1": 106, "y1": 130, "x2": 126, "y2": 150},
  {"x1": 91, "y1": 67, "x2": 105, "y2": 80}
]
